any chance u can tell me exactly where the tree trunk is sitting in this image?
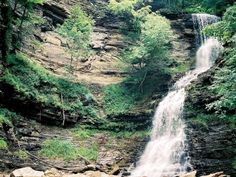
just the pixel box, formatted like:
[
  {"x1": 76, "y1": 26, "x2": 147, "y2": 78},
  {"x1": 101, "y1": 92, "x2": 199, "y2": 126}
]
[
  {"x1": 61, "y1": 93, "x2": 66, "y2": 126},
  {"x1": 0, "y1": 0, "x2": 12, "y2": 63}
]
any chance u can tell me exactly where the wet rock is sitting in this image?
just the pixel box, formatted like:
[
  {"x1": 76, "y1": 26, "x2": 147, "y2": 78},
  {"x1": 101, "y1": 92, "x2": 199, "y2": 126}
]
[{"x1": 10, "y1": 167, "x2": 44, "y2": 177}]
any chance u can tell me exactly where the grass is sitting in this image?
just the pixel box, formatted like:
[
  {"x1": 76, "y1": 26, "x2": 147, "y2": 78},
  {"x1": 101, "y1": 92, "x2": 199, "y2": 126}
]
[
  {"x1": 78, "y1": 144, "x2": 98, "y2": 161},
  {"x1": 73, "y1": 125, "x2": 150, "y2": 139},
  {"x1": 39, "y1": 138, "x2": 99, "y2": 161},
  {"x1": 39, "y1": 139, "x2": 79, "y2": 161},
  {"x1": 0, "y1": 138, "x2": 8, "y2": 150},
  {"x1": 73, "y1": 127, "x2": 97, "y2": 140}
]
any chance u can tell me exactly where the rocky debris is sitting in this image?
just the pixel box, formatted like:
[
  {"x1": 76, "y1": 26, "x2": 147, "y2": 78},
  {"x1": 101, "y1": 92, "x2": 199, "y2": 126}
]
[
  {"x1": 10, "y1": 167, "x2": 44, "y2": 177},
  {"x1": 0, "y1": 117, "x2": 148, "y2": 174},
  {"x1": 5, "y1": 168, "x2": 231, "y2": 177},
  {"x1": 6, "y1": 168, "x2": 119, "y2": 177}
]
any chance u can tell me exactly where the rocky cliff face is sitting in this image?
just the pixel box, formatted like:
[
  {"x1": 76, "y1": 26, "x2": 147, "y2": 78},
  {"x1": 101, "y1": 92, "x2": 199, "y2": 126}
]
[
  {"x1": 184, "y1": 70, "x2": 236, "y2": 176},
  {"x1": 186, "y1": 121, "x2": 236, "y2": 176},
  {"x1": 34, "y1": 0, "x2": 128, "y2": 86}
]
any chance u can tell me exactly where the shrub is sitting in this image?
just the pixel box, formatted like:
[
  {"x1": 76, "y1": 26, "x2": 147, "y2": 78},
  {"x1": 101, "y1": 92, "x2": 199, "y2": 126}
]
[
  {"x1": 102, "y1": 84, "x2": 137, "y2": 115},
  {"x1": 14, "y1": 150, "x2": 29, "y2": 160},
  {"x1": 0, "y1": 108, "x2": 19, "y2": 126},
  {"x1": 0, "y1": 138, "x2": 8, "y2": 150},
  {"x1": 57, "y1": 5, "x2": 94, "y2": 71}
]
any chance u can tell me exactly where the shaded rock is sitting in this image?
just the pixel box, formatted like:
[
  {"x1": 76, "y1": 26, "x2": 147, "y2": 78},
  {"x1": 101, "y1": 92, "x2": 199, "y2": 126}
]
[{"x1": 10, "y1": 167, "x2": 44, "y2": 177}]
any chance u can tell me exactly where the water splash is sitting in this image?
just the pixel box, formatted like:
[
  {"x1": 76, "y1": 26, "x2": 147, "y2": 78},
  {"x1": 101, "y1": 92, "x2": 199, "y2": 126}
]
[{"x1": 131, "y1": 14, "x2": 222, "y2": 177}]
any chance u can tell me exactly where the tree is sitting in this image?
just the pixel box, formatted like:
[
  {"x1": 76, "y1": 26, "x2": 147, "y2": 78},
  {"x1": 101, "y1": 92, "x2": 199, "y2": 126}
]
[
  {"x1": 0, "y1": 0, "x2": 44, "y2": 63},
  {"x1": 57, "y1": 6, "x2": 94, "y2": 73}
]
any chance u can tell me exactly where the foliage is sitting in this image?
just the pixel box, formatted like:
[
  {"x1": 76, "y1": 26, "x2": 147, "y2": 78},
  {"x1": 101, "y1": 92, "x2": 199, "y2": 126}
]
[
  {"x1": 204, "y1": 3, "x2": 236, "y2": 43},
  {"x1": 57, "y1": 5, "x2": 94, "y2": 71},
  {"x1": 233, "y1": 160, "x2": 236, "y2": 169},
  {"x1": 151, "y1": 0, "x2": 234, "y2": 15},
  {"x1": 108, "y1": 0, "x2": 148, "y2": 32},
  {"x1": 0, "y1": 0, "x2": 45, "y2": 61},
  {"x1": 207, "y1": 67, "x2": 236, "y2": 114},
  {"x1": 0, "y1": 138, "x2": 8, "y2": 150},
  {"x1": 108, "y1": 0, "x2": 138, "y2": 15},
  {"x1": 109, "y1": 1, "x2": 173, "y2": 95},
  {"x1": 204, "y1": 4, "x2": 236, "y2": 117},
  {"x1": 0, "y1": 108, "x2": 19, "y2": 126},
  {"x1": 14, "y1": 150, "x2": 29, "y2": 160},
  {"x1": 39, "y1": 139, "x2": 79, "y2": 161},
  {"x1": 1, "y1": 54, "x2": 97, "y2": 119},
  {"x1": 124, "y1": 13, "x2": 173, "y2": 68},
  {"x1": 102, "y1": 84, "x2": 137, "y2": 115}
]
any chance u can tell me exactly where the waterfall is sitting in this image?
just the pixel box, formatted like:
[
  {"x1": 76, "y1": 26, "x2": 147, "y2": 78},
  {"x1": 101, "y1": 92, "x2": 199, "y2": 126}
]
[
  {"x1": 131, "y1": 14, "x2": 222, "y2": 177},
  {"x1": 192, "y1": 14, "x2": 220, "y2": 47}
]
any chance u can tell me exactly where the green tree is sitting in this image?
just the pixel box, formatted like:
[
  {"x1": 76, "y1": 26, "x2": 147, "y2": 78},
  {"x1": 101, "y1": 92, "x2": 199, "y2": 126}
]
[
  {"x1": 57, "y1": 6, "x2": 94, "y2": 73},
  {"x1": 0, "y1": 0, "x2": 44, "y2": 62},
  {"x1": 204, "y1": 3, "x2": 236, "y2": 116}
]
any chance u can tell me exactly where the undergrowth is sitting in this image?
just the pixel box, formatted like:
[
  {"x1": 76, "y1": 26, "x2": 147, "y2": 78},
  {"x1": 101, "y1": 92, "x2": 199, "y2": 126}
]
[
  {"x1": 1, "y1": 54, "x2": 97, "y2": 119},
  {"x1": 0, "y1": 107, "x2": 19, "y2": 126},
  {"x1": 102, "y1": 84, "x2": 138, "y2": 115},
  {"x1": 0, "y1": 138, "x2": 8, "y2": 150},
  {"x1": 14, "y1": 150, "x2": 29, "y2": 160}
]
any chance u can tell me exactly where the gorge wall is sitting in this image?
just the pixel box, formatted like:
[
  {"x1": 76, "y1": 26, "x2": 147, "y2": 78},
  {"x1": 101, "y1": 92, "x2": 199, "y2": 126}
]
[{"x1": 184, "y1": 70, "x2": 236, "y2": 176}]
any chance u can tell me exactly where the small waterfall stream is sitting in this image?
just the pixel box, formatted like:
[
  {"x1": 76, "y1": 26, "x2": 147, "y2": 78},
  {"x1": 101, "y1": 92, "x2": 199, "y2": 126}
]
[{"x1": 131, "y1": 14, "x2": 222, "y2": 177}]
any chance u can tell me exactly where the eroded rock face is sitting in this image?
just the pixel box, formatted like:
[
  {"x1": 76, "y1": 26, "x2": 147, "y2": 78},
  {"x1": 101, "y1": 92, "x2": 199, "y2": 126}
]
[
  {"x1": 184, "y1": 72, "x2": 236, "y2": 176},
  {"x1": 186, "y1": 122, "x2": 236, "y2": 176}
]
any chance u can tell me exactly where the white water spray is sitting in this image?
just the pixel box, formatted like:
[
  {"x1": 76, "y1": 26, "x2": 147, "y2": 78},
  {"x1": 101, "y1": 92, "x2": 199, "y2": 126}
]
[{"x1": 131, "y1": 14, "x2": 222, "y2": 177}]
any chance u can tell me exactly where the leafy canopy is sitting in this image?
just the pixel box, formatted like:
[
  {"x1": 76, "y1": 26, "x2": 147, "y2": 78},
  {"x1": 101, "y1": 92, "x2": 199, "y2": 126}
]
[{"x1": 57, "y1": 5, "x2": 94, "y2": 58}]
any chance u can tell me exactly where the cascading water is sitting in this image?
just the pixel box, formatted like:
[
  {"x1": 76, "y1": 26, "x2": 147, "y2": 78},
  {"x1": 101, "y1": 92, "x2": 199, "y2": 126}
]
[{"x1": 131, "y1": 14, "x2": 222, "y2": 177}]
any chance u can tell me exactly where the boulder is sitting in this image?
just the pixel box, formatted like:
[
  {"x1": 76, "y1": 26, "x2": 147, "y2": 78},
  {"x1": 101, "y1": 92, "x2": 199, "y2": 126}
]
[
  {"x1": 10, "y1": 167, "x2": 44, "y2": 177},
  {"x1": 179, "y1": 171, "x2": 197, "y2": 177}
]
